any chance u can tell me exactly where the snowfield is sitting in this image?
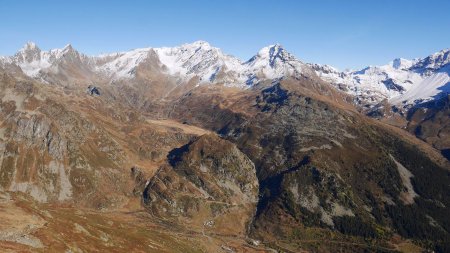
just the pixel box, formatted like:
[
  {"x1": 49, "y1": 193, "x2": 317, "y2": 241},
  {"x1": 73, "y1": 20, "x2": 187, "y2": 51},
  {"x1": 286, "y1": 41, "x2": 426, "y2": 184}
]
[
  {"x1": 1, "y1": 41, "x2": 449, "y2": 110},
  {"x1": 312, "y1": 49, "x2": 450, "y2": 108}
]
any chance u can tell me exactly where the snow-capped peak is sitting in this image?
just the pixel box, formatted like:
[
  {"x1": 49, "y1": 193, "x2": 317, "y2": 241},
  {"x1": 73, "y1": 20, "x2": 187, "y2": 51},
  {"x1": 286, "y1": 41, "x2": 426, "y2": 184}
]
[
  {"x1": 57, "y1": 43, "x2": 82, "y2": 59},
  {"x1": 5, "y1": 42, "x2": 89, "y2": 77},
  {"x1": 21, "y1": 41, "x2": 39, "y2": 51},
  {"x1": 152, "y1": 40, "x2": 251, "y2": 86},
  {"x1": 247, "y1": 44, "x2": 292, "y2": 65},
  {"x1": 256, "y1": 43, "x2": 283, "y2": 56},
  {"x1": 0, "y1": 40, "x2": 312, "y2": 87},
  {"x1": 183, "y1": 40, "x2": 211, "y2": 49},
  {"x1": 390, "y1": 58, "x2": 415, "y2": 70},
  {"x1": 62, "y1": 43, "x2": 74, "y2": 52},
  {"x1": 410, "y1": 48, "x2": 450, "y2": 73},
  {"x1": 15, "y1": 42, "x2": 42, "y2": 63},
  {"x1": 265, "y1": 44, "x2": 291, "y2": 67},
  {"x1": 313, "y1": 49, "x2": 450, "y2": 109},
  {"x1": 1, "y1": 41, "x2": 448, "y2": 112},
  {"x1": 244, "y1": 43, "x2": 306, "y2": 82}
]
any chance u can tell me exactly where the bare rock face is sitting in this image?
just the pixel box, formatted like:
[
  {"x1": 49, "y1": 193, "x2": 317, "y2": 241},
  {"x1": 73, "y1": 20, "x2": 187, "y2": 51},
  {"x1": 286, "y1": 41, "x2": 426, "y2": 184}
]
[
  {"x1": 11, "y1": 114, "x2": 67, "y2": 160},
  {"x1": 0, "y1": 78, "x2": 74, "y2": 202},
  {"x1": 0, "y1": 102, "x2": 90, "y2": 203},
  {"x1": 0, "y1": 73, "x2": 130, "y2": 207},
  {"x1": 143, "y1": 134, "x2": 258, "y2": 236}
]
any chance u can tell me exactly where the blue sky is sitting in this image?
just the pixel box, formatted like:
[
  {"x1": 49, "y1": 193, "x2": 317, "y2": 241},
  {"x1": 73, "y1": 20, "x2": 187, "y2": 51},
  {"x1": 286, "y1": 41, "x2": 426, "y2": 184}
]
[{"x1": 1, "y1": 0, "x2": 449, "y2": 70}]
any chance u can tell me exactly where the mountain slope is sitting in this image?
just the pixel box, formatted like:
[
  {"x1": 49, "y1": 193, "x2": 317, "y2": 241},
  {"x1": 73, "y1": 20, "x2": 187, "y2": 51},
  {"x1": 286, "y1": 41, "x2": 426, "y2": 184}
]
[
  {"x1": 166, "y1": 77, "x2": 450, "y2": 252},
  {"x1": 1, "y1": 41, "x2": 450, "y2": 252},
  {"x1": 311, "y1": 50, "x2": 450, "y2": 161},
  {"x1": 312, "y1": 49, "x2": 450, "y2": 110},
  {"x1": 4, "y1": 41, "x2": 448, "y2": 114},
  {"x1": 0, "y1": 66, "x2": 271, "y2": 252}
]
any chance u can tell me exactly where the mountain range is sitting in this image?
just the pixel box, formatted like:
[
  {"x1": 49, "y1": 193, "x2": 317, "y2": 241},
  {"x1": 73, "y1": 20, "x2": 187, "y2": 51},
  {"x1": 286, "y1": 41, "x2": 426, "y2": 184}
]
[
  {"x1": 0, "y1": 41, "x2": 449, "y2": 252},
  {"x1": 2, "y1": 41, "x2": 449, "y2": 110}
]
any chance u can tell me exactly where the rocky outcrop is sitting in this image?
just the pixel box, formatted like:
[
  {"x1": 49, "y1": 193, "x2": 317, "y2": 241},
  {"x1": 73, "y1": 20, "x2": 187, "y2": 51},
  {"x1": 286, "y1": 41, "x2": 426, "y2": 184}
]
[
  {"x1": 166, "y1": 79, "x2": 450, "y2": 251},
  {"x1": 0, "y1": 112, "x2": 78, "y2": 202},
  {"x1": 0, "y1": 75, "x2": 129, "y2": 206},
  {"x1": 11, "y1": 114, "x2": 67, "y2": 160},
  {"x1": 143, "y1": 134, "x2": 258, "y2": 235}
]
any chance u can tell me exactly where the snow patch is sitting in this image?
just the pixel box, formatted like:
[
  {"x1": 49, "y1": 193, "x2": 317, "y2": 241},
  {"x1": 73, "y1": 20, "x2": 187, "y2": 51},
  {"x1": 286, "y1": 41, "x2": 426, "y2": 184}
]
[
  {"x1": 312, "y1": 49, "x2": 450, "y2": 108},
  {"x1": 0, "y1": 41, "x2": 311, "y2": 89}
]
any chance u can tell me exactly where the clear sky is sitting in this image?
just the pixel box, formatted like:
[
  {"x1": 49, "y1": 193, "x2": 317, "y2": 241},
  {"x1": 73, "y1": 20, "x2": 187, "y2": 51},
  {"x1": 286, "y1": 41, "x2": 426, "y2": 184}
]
[{"x1": 1, "y1": 0, "x2": 449, "y2": 70}]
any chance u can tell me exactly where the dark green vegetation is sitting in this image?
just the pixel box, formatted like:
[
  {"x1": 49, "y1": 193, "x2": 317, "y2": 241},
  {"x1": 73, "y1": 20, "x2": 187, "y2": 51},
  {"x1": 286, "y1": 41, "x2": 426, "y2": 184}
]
[
  {"x1": 406, "y1": 94, "x2": 450, "y2": 162},
  {"x1": 168, "y1": 79, "x2": 450, "y2": 252},
  {"x1": 1, "y1": 59, "x2": 449, "y2": 252}
]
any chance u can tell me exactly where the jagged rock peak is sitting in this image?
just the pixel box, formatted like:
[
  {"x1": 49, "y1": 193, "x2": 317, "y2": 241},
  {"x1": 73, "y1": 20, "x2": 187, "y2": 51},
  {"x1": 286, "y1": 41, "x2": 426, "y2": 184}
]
[
  {"x1": 21, "y1": 41, "x2": 40, "y2": 51},
  {"x1": 183, "y1": 40, "x2": 211, "y2": 48}
]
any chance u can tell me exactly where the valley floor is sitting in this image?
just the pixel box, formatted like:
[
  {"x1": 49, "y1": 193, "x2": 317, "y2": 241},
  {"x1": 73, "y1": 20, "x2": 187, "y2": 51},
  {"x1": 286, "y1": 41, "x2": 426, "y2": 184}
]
[{"x1": 0, "y1": 192, "x2": 272, "y2": 253}]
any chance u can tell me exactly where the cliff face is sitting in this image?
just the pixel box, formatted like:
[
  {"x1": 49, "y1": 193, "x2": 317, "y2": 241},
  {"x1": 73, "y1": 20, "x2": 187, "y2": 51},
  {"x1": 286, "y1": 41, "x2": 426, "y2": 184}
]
[{"x1": 0, "y1": 74, "x2": 124, "y2": 206}]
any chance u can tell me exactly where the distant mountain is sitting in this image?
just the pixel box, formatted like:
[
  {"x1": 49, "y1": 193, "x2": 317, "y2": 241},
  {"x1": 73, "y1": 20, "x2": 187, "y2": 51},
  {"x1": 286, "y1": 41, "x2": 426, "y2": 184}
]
[
  {"x1": 0, "y1": 41, "x2": 314, "y2": 88},
  {"x1": 2, "y1": 42, "x2": 448, "y2": 112},
  {"x1": 311, "y1": 49, "x2": 450, "y2": 110},
  {"x1": 1, "y1": 42, "x2": 449, "y2": 157}
]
